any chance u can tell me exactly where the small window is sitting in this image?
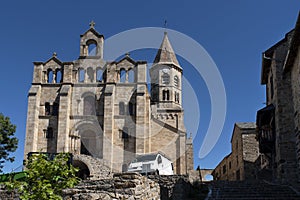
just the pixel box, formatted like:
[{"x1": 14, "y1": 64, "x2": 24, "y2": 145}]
[
  {"x1": 128, "y1": 69, "x2": 134, "y2": 83},
  {"x1": 120, "y1": 69, "x2": 126, "y2": 83},
  {"x1": 157, "y1": 155, "x2": 162, "y2": 164},
  {"x1": 88, "y1": 43, "x2": 97, "y2": 56},
  {"x1": 229, "y1": 161, "x2": 232, "y2": 169},
  {"x1": 174, "y1": 75, "x2": 179, "y2": 87},
  {"x1": 162, "y1": 73, "x2": 170, "y2": 84},
  {"x1": 175, "y1": 92, "x2": 179, "y2": 103},
  {"x1": 55, "y1": 69, "x2": 62, "y2": 83},
  {"x1": 46, "y1": 127, "x2": 53, "y2": 139},
  {"x1": 78, "y1": 69, "x2": 85, "y2": 82},
  {"x1": 47, "y1": 69, "x2": 53, "y2": 83},
  {"x1": 45, "y1": 102, "x2": 51, "y2": 115},
  {"x1": 163, "y1": 90, "x2": 170, "y2": 101},
  {"x1": 119, "y1": 102, "x2": 125, "y2": 115},
  {"x1": 223, "y1": 165, "x2": 226, "y2": 174}
]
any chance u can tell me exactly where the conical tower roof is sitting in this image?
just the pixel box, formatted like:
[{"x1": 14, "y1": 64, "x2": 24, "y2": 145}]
[{"x1": 153, "y1": 32, "x2": 181, "y2": 69}]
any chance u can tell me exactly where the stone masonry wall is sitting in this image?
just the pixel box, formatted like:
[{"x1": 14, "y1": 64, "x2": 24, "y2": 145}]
[{"x1": 63, "y1": 173, "x2": 160, "y2": 200}]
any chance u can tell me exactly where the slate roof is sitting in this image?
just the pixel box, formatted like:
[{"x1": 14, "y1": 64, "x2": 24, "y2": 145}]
[{"x1": 153, "y1": 32, "x2": 181, "y2": 69}]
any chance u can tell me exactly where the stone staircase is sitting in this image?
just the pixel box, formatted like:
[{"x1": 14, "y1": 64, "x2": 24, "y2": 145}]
[{"x1": 206, "y1": 180, "x2": 300, "y2": 200}]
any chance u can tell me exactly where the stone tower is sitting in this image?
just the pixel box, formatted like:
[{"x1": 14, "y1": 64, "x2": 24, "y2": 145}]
[{"x1": 24, "y1": 23, "x2": 193, "y2": 177}]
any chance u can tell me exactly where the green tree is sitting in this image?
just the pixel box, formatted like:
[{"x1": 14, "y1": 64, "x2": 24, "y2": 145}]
[
  {"x1": 7, "y1": 153, "x2": 79, "y2": 200},
  {"x1": 0, "y1": 113, "x2": 18, "y2": 173}
]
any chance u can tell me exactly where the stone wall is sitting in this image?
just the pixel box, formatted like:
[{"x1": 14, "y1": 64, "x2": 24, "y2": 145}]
[
  {"x1": 147, "y1": 174, "x2": 203, "y2": 200},
  {"x1": 63, "y1": 173, "x2": 160, "y2": 200}
]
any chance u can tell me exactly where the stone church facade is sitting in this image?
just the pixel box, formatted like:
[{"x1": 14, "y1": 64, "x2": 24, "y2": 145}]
[{"x1": 23, "y1": 22, "x2": 193, "y2": 176}]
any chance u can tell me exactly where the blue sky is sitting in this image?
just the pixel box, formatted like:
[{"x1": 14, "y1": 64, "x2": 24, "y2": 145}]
[{"x1": 0, "y1": 1, "x2": 299, "y2": 173}]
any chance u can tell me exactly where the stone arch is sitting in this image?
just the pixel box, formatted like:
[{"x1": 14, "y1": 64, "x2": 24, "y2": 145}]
[
  {"x1": 72, "y1": 159, "x2": 90, "y2": 180},
  {"x1": 200, "y1": 169, "x2": 214, "y2": 181},
  {"x1": 71, "y1": 121, "x2": 103, "y2": 159},
  {"x1": 86, "y1": 39, "x2": 97, "y2": 56}
]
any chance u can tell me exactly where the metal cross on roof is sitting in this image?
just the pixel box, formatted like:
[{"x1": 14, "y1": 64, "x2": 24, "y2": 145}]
[{"x1": 89, "y1": 20, "x2": 96, "y2": 28}]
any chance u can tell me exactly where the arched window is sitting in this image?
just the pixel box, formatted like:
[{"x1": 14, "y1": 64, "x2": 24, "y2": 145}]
[
  {"x1": 78, "y1": 68, "x2": 85, "y2": 82},
  {"x1": 163, "y1": 90, "x2": 170, "y2": 101},
  {"x1": 157, "y1": 155, "x2": 162, "y2": 164},
  {"x1": 96, "y1": 68, "x2": 103, "y2": 82},
  {"x1": 55, "y1": 69, "x2": 62, "y2": 83},
  {"x1": 128, "y1": 69, "x2": 134, "y2": 83},
  {"x1": 162, "y1": 73, "x2": 170, "y2": 84},
  {"x1": 119, "y1": 102, "x2": 125, "y2": 115},
  {"x1": 174, "y1": 75, "x2": 179, "y2": 88},
  {"x1": 47, "y1": 69, "x2": 53, "y2": 83},
  {"x1": 83, "y1": 96, "x2": 96, "y2": 115},
  {"x1": 45, "y1": 102, "x2": 51, "y2": 115},
  {"x1": 87, "y1": 67, "x2": 94, "y2": 82},
  {"x1": 87, "y1": 40, "x2": 97, "y2": 56},
  {"x1": 120, "y1": 69, "x2": 126, "y2": 83}
]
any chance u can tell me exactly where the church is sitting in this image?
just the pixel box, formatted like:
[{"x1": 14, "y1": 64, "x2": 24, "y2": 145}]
[{"x1": 23, "y1": 22, "x2": 193, "y2": 177}]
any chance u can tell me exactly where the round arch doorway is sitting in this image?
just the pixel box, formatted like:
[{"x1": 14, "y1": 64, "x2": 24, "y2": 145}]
[{"x1": 73, "y1": 160, "x2": 90, "y2": 180}]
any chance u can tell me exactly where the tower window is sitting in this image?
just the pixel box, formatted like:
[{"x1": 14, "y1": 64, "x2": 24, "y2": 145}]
[
  {"x1": 78, "y1": 68, "x2": 85, "y2": 82},
  {"x1": 47, "y1": 69, "x2": 53, "y2": 83},
  {"x1": 120, "y1": 69, "x2": 126, "y2": 83},
  {"x1": 174, "y1": 75, "x2": 179, "y2": 88},
  {"x1": 163, "y1": 90, "x2": 170, "y2": 101},
  {"x1": 162, "y1": 73, "x2": 170, "y2": 84},
  {"x1": 119, "y1": 102, "x2": 125, "y2": 115},
  {"x1": 175, "y1": 92, "x2": 180, "y2": 103},
  {"x1": 55, "y1": 69, "x2": 62, "y2": 83},
  {"x1": 45, "y1": 102, "x2": 51, "y2": 115},
  {"x1": 87, "y1": 40, "x2": 97, "y2": 56},
  {"x1": 128, "y1": 69, "x2": 134, "y2": 83}
]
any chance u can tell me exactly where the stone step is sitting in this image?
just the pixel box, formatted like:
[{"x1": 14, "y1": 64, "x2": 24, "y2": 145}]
[{"x1": 207, "y1": 180, "x2": 300, "y2": 200}]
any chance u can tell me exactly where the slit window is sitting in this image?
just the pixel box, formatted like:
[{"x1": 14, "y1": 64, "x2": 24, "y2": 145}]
[{"x1": 119, "y1": 102, "x2": 125, "y2": 115}]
